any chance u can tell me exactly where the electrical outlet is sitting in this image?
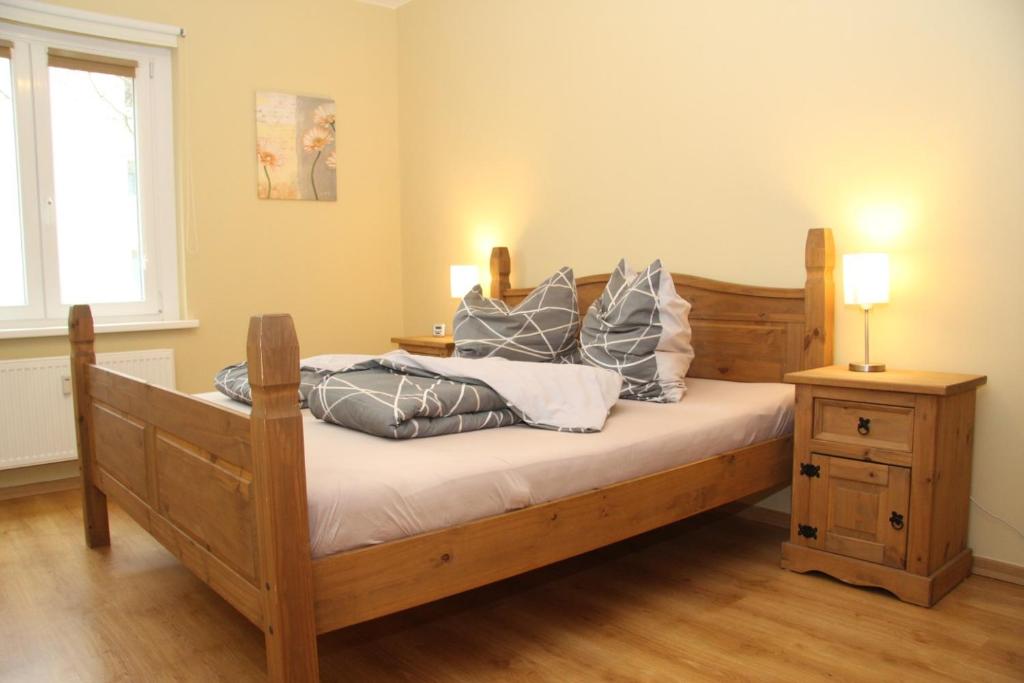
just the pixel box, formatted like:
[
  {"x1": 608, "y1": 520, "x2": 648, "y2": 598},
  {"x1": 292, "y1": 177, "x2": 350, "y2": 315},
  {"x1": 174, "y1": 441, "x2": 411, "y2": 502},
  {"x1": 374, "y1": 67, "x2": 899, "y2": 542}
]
[{"x1": 432, "y1": 323, "x2": 446, "y2": 337}]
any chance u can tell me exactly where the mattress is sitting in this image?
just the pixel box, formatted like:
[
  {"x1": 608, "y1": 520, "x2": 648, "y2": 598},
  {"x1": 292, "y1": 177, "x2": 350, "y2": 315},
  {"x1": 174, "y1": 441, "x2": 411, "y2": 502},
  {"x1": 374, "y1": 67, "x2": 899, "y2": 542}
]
[{"x1": 197, "y1": 377, "x2": 794, "y2": 558}]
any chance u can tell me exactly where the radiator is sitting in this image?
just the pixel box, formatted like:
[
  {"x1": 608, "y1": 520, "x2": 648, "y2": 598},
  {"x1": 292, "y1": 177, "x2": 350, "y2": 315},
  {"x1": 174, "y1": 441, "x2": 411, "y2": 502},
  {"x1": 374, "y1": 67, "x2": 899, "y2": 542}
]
[{"x1": 0, "y1": 349, "x2": 175, "y2": 470}]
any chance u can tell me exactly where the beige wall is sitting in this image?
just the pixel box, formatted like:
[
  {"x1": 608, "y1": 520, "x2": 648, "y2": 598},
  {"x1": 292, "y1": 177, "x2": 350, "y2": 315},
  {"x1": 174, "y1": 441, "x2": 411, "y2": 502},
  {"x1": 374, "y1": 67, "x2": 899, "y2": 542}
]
[
  {"x1": 0, "y1": 0, "x2": 402, "y2": 484},
  {"x1": 3, "y1": 0, "x2": 1022, "y2": 568},
  {"x1": 396, "y1": 0, "x2": 1024, "y2": 564}
]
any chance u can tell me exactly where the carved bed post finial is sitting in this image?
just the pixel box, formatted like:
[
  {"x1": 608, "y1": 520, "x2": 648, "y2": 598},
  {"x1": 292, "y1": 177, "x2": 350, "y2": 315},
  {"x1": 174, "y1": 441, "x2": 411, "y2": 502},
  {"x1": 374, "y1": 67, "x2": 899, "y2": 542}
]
[
  {"x1": 246, "y1": 314, "x2": 319, "y2": 682},
  {"x1": 490, "y1": 247, "x2": 511, "y2": 300},
  {"x1": 803, "y1": 228, "x2": 835, "y2": 369},
  {"x1": 69, "y1": 304, "x2": 110, "y2": 548}
]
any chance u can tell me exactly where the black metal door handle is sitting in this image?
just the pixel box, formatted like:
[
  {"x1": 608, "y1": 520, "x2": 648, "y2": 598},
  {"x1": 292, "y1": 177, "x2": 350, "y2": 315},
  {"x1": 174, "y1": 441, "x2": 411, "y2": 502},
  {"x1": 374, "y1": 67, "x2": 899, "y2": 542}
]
[
  {"x1": 857, "y1": 417, "x2": 871, "y2": 435},
  {"x1": 799, "y1": 463, "x2": 820, "y2": 478},
  {"x1": 797, "y1": 524, "x2": 818, "y2": 540},
  {"x1": 889, "y1": 512, "x2": 904, "y2": 530}
]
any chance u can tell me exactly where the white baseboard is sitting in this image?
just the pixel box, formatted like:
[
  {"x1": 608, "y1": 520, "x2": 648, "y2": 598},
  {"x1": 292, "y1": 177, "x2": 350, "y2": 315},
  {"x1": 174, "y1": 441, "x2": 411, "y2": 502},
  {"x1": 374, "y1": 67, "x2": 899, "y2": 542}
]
[
  {"x1": 729, "y1": 503, "x2": 790, "y2": 529},
  {"x1": 0, "y1": 476, "x2": 79, "y2": 502},
  {"x1": 973, "y1": 556, "x2": 1024, "y2": 586}
]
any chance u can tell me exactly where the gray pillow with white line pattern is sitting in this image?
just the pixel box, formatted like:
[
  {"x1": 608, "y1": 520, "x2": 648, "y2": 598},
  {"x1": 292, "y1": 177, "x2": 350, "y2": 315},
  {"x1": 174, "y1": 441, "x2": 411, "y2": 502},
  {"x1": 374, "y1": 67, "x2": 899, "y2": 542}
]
[
  {"x1": 579, "y1": 259, "x2": 694, "y2": 402},
  {"x1": 453, "y1": 267, "x2": 580, "y2": 363}
]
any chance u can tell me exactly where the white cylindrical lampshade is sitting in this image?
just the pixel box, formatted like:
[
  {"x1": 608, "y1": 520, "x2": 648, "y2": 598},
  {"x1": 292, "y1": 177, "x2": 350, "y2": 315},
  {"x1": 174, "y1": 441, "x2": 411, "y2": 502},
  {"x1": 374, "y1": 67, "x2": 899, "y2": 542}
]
[
  {"x1": 843, "y1": 253, "x2": 890, "y2": 307},
  {"x1": 450, "y1": 264, "x2": 480, "y2": 298}
]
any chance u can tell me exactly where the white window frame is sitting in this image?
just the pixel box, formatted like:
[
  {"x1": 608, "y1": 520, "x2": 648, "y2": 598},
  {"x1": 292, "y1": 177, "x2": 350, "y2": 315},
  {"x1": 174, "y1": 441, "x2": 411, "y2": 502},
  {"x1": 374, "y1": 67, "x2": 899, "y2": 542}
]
[{"x1": 0, "y1": 21, "x2": 180, "y2": 330}]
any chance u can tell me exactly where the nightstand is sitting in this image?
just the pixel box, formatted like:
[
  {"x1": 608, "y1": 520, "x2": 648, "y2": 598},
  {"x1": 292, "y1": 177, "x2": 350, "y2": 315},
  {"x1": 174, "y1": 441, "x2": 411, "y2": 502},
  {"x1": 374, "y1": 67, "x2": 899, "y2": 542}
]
[
  {"x1": 390, "y1": 335, "x2": 455, "y2": 357},
  {"x1": 781, "y1": 366, "x2": 986, "y2": 606}
]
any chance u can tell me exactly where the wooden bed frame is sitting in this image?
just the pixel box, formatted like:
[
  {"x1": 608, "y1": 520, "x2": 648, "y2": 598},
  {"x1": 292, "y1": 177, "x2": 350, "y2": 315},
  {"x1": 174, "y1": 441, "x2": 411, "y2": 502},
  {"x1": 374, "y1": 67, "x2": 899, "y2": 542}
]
[{"x1": 69, "y1": 228, "x2": 834, "y2": 682}]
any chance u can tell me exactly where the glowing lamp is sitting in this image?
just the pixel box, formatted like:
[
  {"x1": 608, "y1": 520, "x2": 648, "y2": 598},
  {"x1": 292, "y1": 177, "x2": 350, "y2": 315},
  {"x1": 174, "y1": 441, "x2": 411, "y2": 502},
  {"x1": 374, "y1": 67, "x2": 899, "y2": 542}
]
[
  {"x1": 843, "y1": 253, "x2": 889, "y2": 372},
  {"x1": 450, "y1": 265, "x2": 480, "y2": 298}
]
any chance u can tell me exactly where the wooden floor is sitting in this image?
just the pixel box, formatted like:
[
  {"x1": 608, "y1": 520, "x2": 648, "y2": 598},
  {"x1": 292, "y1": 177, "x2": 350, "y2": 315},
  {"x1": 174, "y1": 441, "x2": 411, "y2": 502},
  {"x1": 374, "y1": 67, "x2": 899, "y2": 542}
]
[{"x1": 1, "y1": 490, "x2": 1022, "y2": 682}]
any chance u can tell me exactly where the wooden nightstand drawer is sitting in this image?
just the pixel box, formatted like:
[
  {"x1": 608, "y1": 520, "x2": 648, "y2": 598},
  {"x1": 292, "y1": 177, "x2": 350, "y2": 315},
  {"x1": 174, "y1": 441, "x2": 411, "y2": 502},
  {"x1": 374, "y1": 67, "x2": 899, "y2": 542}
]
[
  {"x1": 802, "y1": 453, "x2": 910, "y2": 569},
  {"x1": 812, "y1": 398, "x2": 914, "y2": 453}
]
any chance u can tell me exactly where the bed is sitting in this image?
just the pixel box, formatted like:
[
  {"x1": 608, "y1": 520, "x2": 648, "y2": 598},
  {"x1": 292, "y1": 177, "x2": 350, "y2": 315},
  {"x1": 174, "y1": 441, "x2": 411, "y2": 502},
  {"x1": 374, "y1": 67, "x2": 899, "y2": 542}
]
[{"x1": 69, "y1": 228, "x2": 834, "y2": 682}]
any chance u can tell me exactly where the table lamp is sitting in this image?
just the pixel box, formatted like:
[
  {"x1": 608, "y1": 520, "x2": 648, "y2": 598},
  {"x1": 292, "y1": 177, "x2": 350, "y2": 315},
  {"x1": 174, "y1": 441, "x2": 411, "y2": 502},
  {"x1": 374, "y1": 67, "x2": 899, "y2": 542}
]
[
  {"x1": 450, "y1": 265, "x2": 480, "y2": 298},
  {"x1": 843, "y1": 253, "x2": 889, "y2": 372}
]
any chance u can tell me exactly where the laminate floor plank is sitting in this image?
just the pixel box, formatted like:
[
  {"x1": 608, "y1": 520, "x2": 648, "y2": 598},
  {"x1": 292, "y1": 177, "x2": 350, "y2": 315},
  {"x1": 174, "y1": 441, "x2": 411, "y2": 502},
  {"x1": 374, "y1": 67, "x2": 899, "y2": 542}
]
[{"x1": 1, "y1": 490, "x2": 1022, "y2": 682}]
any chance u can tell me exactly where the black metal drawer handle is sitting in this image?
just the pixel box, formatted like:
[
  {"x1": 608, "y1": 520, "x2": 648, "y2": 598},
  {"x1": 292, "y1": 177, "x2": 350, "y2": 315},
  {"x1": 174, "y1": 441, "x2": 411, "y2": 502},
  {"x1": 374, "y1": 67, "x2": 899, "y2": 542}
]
[
  {"x1": 889, "y1": 512, "x2": 905, "y2": 530},
  {"x1": 857, "y1": 417, "x2": 871, "y2": 435}
]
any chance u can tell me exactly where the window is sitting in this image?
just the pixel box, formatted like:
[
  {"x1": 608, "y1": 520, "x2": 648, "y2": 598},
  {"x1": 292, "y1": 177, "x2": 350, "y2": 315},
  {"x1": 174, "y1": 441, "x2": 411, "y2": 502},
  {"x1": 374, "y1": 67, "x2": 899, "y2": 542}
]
[{"x1": 0, "y1": 22, "x2": 179, "y2": 331}]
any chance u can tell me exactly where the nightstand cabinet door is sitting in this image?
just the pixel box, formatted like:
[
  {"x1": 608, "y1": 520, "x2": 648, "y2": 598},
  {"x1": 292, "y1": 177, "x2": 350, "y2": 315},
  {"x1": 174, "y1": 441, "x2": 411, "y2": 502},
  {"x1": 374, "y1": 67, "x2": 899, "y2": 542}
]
[{"x1": 805, "y1": 454, "x2": 911, "y2": 569}]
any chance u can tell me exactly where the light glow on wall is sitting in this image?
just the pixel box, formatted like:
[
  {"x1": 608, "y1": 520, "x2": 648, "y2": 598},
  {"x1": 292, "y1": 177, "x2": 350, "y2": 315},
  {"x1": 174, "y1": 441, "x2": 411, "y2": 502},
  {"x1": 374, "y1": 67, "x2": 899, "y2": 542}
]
[
  {"x1": 472, "y1": 223, "x2": 502, "y2": 294},
  {"x1": 855, "y1": 204, "x2": 909, "y2": 245}
]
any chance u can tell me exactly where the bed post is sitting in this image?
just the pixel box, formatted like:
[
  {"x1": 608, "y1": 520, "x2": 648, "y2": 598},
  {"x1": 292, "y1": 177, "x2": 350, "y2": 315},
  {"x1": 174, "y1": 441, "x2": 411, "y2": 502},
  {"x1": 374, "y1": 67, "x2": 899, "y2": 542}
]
[
  {"x1": 490, "y1": 246, "x2": 511, "y2": 299},
  {"x1": 247, "y1": 314, "x2": 319, "y2": 682},
  {"x1": 802, "y1": 228, "x2": 835, "y2": 369},
  {"x1": 69, "y1": 304, "x2": 110, "y2": 548}
]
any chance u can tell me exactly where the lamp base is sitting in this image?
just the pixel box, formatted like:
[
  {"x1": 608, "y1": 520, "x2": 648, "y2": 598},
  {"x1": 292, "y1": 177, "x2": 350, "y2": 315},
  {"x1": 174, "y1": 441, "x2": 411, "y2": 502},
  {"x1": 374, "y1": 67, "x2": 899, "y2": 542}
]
[{"x1": 849, "y1": 362, "x2": 886, "y2": 373}]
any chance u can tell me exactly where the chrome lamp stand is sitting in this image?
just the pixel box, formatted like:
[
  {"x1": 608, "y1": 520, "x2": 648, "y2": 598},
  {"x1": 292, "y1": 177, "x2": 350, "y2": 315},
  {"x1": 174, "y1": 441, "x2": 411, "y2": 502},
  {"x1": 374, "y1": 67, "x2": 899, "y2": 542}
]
[{"x1": 849, "y1": 306, "x2": 885, "y2": 373}]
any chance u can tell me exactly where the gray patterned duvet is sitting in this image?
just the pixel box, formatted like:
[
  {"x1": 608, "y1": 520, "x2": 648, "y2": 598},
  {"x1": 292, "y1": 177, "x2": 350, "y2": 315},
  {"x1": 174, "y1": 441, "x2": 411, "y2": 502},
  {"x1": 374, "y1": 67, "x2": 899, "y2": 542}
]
[
  {"x1": 307, "y1": 366, "x2": 519, "y2": 438},
  {"x1": 214, "y1": 352, "x2": 621, "y2": 440},
  {"x1": 214, "y1": 362, "x2": 333, "y2": 408}
]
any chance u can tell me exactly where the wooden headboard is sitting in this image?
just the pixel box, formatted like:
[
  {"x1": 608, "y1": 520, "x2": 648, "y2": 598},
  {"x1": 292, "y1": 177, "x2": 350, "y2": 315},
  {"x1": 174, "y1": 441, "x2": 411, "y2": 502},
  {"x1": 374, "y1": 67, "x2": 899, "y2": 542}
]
[{"x1": 490, "y1": 228, "x2": 835, "y2": 383}]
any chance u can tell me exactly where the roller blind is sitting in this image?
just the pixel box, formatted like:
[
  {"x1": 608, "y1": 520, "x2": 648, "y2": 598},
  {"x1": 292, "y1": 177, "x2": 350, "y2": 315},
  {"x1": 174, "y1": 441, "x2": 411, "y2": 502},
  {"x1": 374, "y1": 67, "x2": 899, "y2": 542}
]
[
  {"x1": 47, "y1": 47, "x2": 136, "y2": 78},
  {"x1": 0, "y1": 38, "x2": 11, "y2": 59}
]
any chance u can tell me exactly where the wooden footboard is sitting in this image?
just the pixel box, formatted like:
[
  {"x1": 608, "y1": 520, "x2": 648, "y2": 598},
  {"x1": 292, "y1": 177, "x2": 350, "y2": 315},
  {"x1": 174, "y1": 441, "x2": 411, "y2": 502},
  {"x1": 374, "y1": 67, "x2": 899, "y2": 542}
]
[
  {"x1": 89, "y1": 363, "x2": 263, "y2": 622},
  {"x1": 69, "y1": 305, "x2": 319, "y2": 681}
]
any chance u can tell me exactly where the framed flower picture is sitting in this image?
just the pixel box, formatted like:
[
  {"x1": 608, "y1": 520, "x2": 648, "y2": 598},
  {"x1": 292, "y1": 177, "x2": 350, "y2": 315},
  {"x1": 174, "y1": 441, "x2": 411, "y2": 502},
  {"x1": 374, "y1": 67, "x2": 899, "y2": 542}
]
[{"x1": 255, "y1": 91, "x2": 336, "y2": 201}]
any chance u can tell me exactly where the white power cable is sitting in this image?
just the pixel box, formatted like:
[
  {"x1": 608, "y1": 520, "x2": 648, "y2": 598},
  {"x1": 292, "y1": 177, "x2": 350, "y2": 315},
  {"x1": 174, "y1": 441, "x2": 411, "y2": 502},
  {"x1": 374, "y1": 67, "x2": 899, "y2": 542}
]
[{"x1": 971, "y1": 497, "x2": 1024, "y2": 541}]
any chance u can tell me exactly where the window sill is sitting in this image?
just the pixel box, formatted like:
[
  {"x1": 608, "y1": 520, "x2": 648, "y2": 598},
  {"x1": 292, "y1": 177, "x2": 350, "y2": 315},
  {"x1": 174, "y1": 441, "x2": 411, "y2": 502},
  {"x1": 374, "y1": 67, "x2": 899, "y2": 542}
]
[{"x1": 0, "y1": 319, "x2": 200, "y2": 340}]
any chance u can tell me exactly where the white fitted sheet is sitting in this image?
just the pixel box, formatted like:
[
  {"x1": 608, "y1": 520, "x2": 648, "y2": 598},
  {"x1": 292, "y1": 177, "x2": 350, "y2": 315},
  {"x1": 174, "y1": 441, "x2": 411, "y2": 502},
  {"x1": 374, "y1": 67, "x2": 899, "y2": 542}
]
[{"x1": 197, "y1": 377, "x2": 794, "y2": 558}]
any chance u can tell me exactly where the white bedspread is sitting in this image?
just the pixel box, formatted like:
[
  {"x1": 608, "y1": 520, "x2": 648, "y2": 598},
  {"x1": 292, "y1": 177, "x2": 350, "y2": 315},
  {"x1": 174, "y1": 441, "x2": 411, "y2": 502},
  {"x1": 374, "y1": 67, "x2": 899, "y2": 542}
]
[{"x1": 198, "y1": 377, "x2": 794, "y2": 558}]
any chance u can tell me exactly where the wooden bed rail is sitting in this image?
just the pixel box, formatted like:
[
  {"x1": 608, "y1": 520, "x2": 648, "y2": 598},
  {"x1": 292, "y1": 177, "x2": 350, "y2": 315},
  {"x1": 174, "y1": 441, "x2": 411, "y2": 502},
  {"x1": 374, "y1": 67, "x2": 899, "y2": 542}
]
[{"x1": 69, "y1": 306, "x2": 320, "y2": 681}]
